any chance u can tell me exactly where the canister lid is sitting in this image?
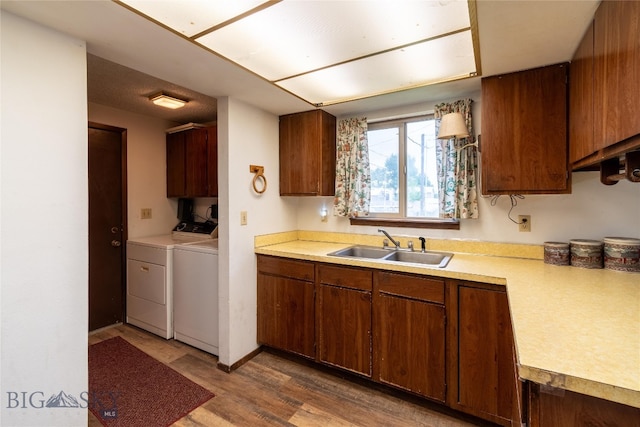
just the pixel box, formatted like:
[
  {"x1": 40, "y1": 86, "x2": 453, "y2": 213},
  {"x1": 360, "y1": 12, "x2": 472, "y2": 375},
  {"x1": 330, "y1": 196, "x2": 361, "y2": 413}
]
[
  {"x1": 570, "y1": 239, "x2": 603, "y2": 246},
  {"x1": 544, "y1": 241, "x2": 569, "y2": 247},
  {"x1": 604, "y1": 237, "x2": 640, "y2": 245}
]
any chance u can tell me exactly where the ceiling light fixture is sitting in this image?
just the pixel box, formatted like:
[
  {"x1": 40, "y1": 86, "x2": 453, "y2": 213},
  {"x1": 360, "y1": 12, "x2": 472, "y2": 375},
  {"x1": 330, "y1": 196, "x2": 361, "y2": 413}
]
[{"x1": 149, "y1": 93, "x2": 188, "y2": 109}]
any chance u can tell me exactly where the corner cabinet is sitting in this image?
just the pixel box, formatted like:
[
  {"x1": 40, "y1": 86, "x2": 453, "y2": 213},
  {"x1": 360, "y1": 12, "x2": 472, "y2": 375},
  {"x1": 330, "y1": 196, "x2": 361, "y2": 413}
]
[
  {"x1": 279, "y1": 109, "x2": 336, "y2": 196},
  {"x1": 570, "y1": 0, "x2": 640, "y2": 170},
  {"x1": 166, "y1": 126, "x2": 218, "y2": 198},
  {"x1": 447, "y1": 281, "x2": 521, "y2": 427},
  {"x1": 481, "y1": 63, "x2": 570, "y2": 195}
]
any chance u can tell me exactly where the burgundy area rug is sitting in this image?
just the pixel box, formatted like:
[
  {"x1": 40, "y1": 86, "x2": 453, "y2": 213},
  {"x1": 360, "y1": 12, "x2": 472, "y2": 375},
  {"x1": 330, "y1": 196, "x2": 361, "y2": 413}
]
[{"x1": 88, "y1": 336, "x2": 214, "y2": 427}]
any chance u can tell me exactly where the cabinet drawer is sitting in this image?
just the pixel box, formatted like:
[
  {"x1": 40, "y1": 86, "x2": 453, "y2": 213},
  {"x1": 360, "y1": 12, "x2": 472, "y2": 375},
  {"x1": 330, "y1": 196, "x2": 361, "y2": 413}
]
[
  {"x1": 318, "y1": 264, "x2": 372, "y2": 291},
  {"x1": 127, "y1": 259, "x2": 166, "y2": 304},
  {"x1": 257, "y1": 255, "x2": 314, "y2": 282},
  {"x1": 376, "y1": 272, "x2": 444, "y2": 304},
  {"x1": 126, "y1": 243, "x2": 167, "y2": 266}
]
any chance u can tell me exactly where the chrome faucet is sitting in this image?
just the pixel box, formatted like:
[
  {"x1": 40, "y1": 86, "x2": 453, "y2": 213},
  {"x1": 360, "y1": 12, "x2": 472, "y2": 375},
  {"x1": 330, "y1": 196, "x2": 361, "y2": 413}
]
[{"x1": 378, "y1": 229, "x2": 401, "y2": 249}]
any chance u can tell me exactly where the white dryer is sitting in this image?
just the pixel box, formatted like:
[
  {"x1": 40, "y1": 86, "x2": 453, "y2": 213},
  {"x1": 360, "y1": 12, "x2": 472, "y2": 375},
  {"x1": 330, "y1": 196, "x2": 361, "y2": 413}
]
[
  {"x1": 126, "y1": 231, "x2": 211, "y2": 339},
  {"x1": 173, "y1": 239, "x2": 219, "y2": 355}
]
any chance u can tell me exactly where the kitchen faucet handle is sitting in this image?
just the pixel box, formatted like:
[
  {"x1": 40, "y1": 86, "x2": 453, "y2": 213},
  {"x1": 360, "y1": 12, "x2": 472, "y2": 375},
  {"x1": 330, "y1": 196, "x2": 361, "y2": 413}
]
[{"x1": 418, "y1": 237, "x2": 426, "y2": 253}]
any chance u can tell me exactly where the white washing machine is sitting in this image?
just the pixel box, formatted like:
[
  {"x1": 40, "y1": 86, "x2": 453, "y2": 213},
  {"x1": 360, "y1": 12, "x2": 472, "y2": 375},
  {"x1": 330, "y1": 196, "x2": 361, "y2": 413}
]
[
  {"x1": 126, "y1": 229, "x2": 212, "y2": 339},
  {"x1": 173, "y1": 239, "x2": 219, "y2": 355}
]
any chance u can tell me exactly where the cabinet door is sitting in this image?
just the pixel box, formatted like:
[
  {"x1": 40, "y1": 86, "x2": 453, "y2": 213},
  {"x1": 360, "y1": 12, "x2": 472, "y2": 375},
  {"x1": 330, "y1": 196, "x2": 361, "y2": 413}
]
[
  {"x1": 317, "y1": 265, "x2": 372, "y2": 376},
  {"x1": 257, "y1": 272, "x2": 315, "y2": 359},
  {"x1": 374, "y1": 272, "x2": 446, "y2": 401},
  {"x1": 279, "y1": 110, "x2": 336, "y2": 196},
  {"x1": 481, "y1": 63, "x2": 569, "y2": 194},
  {"x1": 376, "y1": 294, "x2": 445, "y2": 401},
  {"x1": 206, "y1": 126, "x2": 218, "y2": 197},
  {"x1": 569, "y1": 21, "x2": 595, "y2": 165},
  {"x1": 166, "y1": 131, "x2": 186, "y2": 197},
  {"x1": 448, "y1": 282, "x2": 519, "y2": 426},
  {"x1": 594, "y1": 0, "x2": 640, "y2": 150},
  {"x1": 184, "y1": 128, "x2": 208, "y2": 197}
]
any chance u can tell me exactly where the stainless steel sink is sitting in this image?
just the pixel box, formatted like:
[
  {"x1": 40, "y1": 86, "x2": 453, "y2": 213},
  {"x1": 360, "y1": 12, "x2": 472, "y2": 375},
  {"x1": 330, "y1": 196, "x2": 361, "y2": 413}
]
[
  {"x1": 327, "y1": 245, "x2": 392, "y2": 259},
  {"x1": 327, "y1": 245, "x2": 453, "y2": 268},
  {"x1": 381, "y1": 250, "x2": 453, "y2": 268}
]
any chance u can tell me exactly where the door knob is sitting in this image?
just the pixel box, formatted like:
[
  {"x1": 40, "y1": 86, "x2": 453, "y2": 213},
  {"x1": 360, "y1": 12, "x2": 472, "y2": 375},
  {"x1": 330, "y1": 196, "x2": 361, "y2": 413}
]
[
  {"x1": 111, "y1": 226, "x2": 120, "y2": 234},
  {"x1": 111, "y1": 240, "x2": 121, "y2": 247}
]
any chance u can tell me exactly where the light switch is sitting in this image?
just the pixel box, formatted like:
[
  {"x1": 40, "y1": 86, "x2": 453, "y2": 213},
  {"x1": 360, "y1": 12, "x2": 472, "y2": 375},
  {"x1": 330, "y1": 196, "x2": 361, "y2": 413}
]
[
  {"x1": 240, "y1": 211, "x2": 248, "y2": 226},
  {"x1": 141, "y1": 208, "x2": 152, "y2": 219}
]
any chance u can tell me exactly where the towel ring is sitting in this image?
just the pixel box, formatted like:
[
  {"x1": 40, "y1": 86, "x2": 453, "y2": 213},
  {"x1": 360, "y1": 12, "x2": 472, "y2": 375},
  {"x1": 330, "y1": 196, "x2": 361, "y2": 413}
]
[{"x1": 250, "y1": 165, "x2": 267, "y2": 194}]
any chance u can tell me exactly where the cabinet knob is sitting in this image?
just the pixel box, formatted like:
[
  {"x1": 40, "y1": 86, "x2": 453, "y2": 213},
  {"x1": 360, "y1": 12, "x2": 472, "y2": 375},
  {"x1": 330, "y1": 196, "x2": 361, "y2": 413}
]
[{"x1": 111, "y1": 240, "x2": 121, "y2": 247}]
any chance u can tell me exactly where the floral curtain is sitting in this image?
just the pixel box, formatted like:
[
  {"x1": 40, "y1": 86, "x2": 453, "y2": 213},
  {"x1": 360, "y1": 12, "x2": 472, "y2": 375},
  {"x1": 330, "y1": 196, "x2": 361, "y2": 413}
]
[
  {"x1": 434, "y1": 99, "x2": 479, "y2": 219},
  {"x1": 333, "y1": 117, "x2": 371, "y2": 218}
]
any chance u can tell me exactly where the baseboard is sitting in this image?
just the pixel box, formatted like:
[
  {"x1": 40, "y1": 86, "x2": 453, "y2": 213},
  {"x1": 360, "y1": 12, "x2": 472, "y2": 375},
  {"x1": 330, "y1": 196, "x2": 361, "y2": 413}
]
[{"x1": 217, "y1": 346, "x2": 263, "y2": 373}]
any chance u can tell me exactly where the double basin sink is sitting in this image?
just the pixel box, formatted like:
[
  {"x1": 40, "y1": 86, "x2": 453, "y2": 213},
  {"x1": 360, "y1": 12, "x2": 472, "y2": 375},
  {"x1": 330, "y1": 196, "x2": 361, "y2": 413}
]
[{"x1": 327, "y1": 245, "x2": 453, "y2": 268}]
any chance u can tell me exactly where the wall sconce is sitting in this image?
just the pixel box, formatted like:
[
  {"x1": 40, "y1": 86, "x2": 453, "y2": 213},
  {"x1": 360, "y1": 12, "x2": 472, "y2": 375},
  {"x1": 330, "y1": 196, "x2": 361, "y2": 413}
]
[
  {"x1": 320, "y1": 207, "x2": 328, "y2": 222},
  {"x1": 149, "y1": 92, "x2": 187, "y2": 109},
  {"x1": 437, "y1": 111, "x2": 478, "y2": 151}
]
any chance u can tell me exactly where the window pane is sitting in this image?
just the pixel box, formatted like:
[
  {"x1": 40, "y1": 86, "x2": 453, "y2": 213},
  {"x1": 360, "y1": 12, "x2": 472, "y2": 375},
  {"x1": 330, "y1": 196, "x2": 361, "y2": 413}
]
[
  {"x1": 406, "y1": 119, "x2": 438, "y2": 217},
  {"x1": 369, "y1": 127, "x2": 399, "y2": 214}
]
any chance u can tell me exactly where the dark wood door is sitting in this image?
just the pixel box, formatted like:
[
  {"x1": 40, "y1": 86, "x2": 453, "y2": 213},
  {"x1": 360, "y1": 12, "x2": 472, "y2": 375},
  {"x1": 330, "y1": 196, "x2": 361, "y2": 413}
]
[
  {"x1": 316, "y1": 265, "x2": 372, "y2": 377},
  {"x1": 166, "y1": 131, "x2": 186, "y2": 197},
  {"x1": 448, "y1": 282, "x2": 518, "y2": 426},
  {"x1": 88, "y1": 123, "x2": 127, "y2": 331},
  {"x1": 481, "y1": 63, "x2": 569, "y2": 194},
  {"x1": 279, "y1": 110, "x2": 336, "y2": 196},
  {"x1": 374, "y1": 272, "x2": 446, "y2": 402},
  {"x1": 594, "y1": 0, "x2": 640, "y2": 149},
  {"x1": 257, "y1": 256, "x2": 316, "y2": 358}
]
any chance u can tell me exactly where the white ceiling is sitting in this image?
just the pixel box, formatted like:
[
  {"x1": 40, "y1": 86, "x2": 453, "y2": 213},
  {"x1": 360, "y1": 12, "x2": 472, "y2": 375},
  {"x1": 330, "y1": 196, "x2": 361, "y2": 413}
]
[{"x1": 1, "y1": 0, "x2": 600, "y2": 123}]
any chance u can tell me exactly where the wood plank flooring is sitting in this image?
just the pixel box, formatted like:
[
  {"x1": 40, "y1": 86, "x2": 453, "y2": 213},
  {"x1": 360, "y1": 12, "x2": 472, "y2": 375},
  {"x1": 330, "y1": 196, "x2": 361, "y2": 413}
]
[{"x1": 88, "y1": 324, "x2": 486, "y2": 426}]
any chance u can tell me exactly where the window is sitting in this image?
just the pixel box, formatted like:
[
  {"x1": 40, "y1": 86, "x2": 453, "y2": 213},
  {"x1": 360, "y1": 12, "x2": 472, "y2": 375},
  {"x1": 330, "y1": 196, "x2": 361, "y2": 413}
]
[{"x1": 368, "y1": 115, "x2": 440, "y2": 219}]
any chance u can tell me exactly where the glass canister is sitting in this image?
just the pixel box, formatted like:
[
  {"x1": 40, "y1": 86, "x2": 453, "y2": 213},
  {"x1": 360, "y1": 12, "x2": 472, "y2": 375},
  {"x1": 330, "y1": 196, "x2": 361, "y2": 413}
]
[
  {"x1": 544, "y1": 242, "x2": 570, "y2": 265},
  {"x1": 570, "y1": 239, "x2": 604, "y2": 269},
  {"x1": 604, "y1": 237, "x2": 640, "y2": 272}
]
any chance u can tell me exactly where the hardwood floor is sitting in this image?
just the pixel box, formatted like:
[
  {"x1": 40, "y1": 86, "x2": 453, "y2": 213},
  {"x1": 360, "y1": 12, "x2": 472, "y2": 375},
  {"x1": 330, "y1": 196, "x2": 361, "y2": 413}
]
[{"x1": 89, "y1": 324, "x2": 484, "y2": 426}]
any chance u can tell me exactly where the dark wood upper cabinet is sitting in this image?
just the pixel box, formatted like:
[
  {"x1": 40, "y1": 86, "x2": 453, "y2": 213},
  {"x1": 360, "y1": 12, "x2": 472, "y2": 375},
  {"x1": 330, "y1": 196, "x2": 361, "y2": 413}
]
[
  {"x1": 166, "y1": 126, "x2": 217, "y2": 198},
  {"x1": 481, "y1": 63, "x2": 570, "y2": 195},
  {"x1": 571, "y1": 0, "x2": 640, "y2": 169},
  {"x1": 569, "y1": 21, "x2": 595, "y2": 165},
  {"x1": 279, "y1": 109, "x2": 336, "y2": 196}
]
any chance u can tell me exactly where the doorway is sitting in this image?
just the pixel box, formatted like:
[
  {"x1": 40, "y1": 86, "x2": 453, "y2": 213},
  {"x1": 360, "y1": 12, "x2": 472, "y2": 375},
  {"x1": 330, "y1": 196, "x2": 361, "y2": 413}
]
[{"x1": 88, "y1": 122, "x2": 127, "y2": 331}]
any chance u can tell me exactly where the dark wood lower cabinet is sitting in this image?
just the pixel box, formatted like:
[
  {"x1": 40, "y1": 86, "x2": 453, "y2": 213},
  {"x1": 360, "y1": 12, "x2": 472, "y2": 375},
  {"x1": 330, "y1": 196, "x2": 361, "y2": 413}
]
[
  {"x1": 374, "y1": 272, "x2": 446, "y2": 402},
  {"x1": 528, "y1": 382, "x2": 640, "y2": 427},
  {"x1": 257, "y1": 256, "x2": 315, "y2": 358},
  {"x1": 447, "y1": 281, "x2": 521, "y2": 426},
  {"x1": 316, "y1": 264, "x2": 372, "y2": 377}
]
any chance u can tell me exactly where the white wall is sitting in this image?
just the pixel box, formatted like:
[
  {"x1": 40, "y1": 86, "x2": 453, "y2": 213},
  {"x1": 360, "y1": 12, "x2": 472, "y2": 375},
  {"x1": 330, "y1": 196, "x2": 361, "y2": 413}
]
[
  {"x1": 88, "y1": 103, "x2": 181, "y2": 238},
  {"x1": 217, "y1": 97, "x2": 298, "y2": 366},
  {"x1": 297, "y1": 95, "x2": 640, "y2": 244},
  {"x1": 1, "y1": 11, "x2": 88, "y2": 426}
]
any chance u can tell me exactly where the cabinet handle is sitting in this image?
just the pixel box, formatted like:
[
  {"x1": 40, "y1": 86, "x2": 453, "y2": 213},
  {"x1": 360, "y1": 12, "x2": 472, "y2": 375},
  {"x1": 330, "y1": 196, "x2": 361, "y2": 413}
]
[{"x1": 140, "y1": 266, "x2": 149, "y2": 273}]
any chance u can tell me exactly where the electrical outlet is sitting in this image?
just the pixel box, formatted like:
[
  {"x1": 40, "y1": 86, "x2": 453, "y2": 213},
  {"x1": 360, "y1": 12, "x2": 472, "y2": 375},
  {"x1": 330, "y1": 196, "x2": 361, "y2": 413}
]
[
  {"x1": 141, "y1": 208, "x2": 152, "y2": 219},
  {"x1": 518, "y1": 215, "x2": 531, "y2": 232},
  {"x1": 240, "y1": 211, "x2": 248, "y2": 226}
]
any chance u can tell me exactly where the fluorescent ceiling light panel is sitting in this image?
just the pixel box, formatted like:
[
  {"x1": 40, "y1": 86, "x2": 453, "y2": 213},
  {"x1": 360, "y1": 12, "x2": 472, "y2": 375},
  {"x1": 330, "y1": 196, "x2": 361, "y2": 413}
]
[
  {"x1": 277, "y1": 30, "x2": 476, "y2": 105},
  {"x1": 119, "y1": 0, "x2": 266, "y2": 37},
  {"x1": 196, "y1": 0, "x2": 471, "y2": 81},
  {"x1": 117, "y1": 0, "x2": 479, "y2": 106}
]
